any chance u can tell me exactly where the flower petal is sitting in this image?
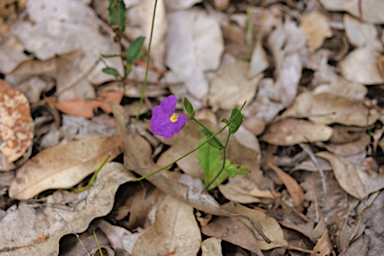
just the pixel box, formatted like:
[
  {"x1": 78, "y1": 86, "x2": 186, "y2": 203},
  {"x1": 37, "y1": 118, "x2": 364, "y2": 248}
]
[
  {"x1": 160, "y1": 95, "x2": 177, "y2": 115},
  {"x1": 171, "y1": 114, "x2": 188, "y2": 135}
]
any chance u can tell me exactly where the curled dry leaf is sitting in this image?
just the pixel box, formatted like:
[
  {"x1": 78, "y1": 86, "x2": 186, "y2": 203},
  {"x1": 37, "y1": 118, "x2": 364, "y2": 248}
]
[
  {"x1": 268, "y1": 163, "x2": 304, "y2": 211},
  {"x1": 209, "y1": 61, "x2": 263, "y2": 110},
  {"x1": 282, "y1": 92, "x2": 380, "y2": 126},
  {"x1": 311, "y1": 229, "x2": 333, "y2": 256},
  {"x1": 9, "y1": 134, "x2": 125, "y2": 200},
  {"x1": 249, "y1": 40, "x2": 269, "y2": 78},
  {"x1": 299, "y1": 12, "x2": 332, "y2": 52},
  {"x1": 0, "y1": 162, "x2": 136, "y2": 255},
  {"x1": 0, "y1": 80, "x2": 33, "y2": 164},
  {"x1": 339, "y1": 46, "x2": 384, "y2": 85},
  {"x1": 259, "y1": 118, "x2": 333, "y2": 146},
  {"x1": 132, "y1": 195, "x2": 201, "y2": 256},
  {"x1": 316, "y1": 151, "x2": 384, "y2": 199},
  {"x1": 313, "y1": 80, "x2": 367, "y2": 101},
  {"x1": 201, "y1": 217, "x2": 263, "y2": 255}
]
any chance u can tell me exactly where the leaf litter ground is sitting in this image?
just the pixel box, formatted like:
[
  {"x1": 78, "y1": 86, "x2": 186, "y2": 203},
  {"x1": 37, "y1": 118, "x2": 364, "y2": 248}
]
[{"x1": 1, "y1": 0, "x2": 384, "y2": 255}]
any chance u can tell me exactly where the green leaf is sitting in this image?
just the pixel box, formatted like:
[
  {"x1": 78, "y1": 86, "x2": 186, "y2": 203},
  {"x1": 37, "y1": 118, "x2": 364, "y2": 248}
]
[
  {"x1": 199, "y1": 127, "x2": 223, "y2": 150},
  {"x1": 108, "y1": 0, "x2": 127, "y2": 34},
  {"x1": 183, "y1": 97, "x2": 195, "y2": 120},
  {"x1": 126, "y1": 36, "x2": 145, "y2": 63},
  {"x1": 102, "y1": 67, "x2": 120, "y2": 78},
  {"x1": 224, "y1": 165, "x2": 250, "y2": 178},
  {"x1": 221, "y1": 107, "x2": 244, "y2": 134},
  {"x1": 197, "y1": 138, "x2": 228, "y2": 190}
]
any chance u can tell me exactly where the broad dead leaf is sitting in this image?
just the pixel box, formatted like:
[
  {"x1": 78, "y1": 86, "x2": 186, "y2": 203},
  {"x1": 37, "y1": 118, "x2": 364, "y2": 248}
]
[
  {"x1": 221, "y1": 202, "x2": 288, "y2": 250},
  {"x1": 312, "y1": 80, "x2": 367, "y2": 101},
  {"x1": 12, "y1": 0, "x2": 123, "y2": 84},
  {"x1": 299, "y1": 12, "x2": 332, "y2": 52},
  {"x1": 311, "y1": 229, "x2": 333, "y2": 256},
  {"x1": 209, "y1": 61, "x2": 263, "y2": 110},
  {"x1": 249, "y1": 40, "x2": 269, "y2": 78},
  {"x1": 166, "y1": 8, "x2": 223, "y2": 99},
  {"x1": 0, "y1": 162, "x2": 135, "y2": 255},
  {"x1": 201, "y1": 217, "x2": 263, "y2": 255},
  {"x1": 0, "y1": 35, "x2": 29, "y2": 74},
  {"x1": 319, "y1": 0, "x2": 384, "y2": 24},
  {"x1": 132, "y1": 195, "x2": 201, "y2": 256},
  {"x1": 282, "y1": 92, "x2": 380, "y2": 126},
  {"x1": 0, "y1": 80, "x2": 33, "y2": 164},
  {"x1": 9, "y1": 134, "x2": 125, "y2": 200},
  {"x1": 339, "y1": 46, "x2": 384, "y2": 85},
  {"x1": 316, "y1": 151, "x2": 384, "y2": 199},
  {"x1": 343, "y1": 14, "x2": 383, "y2": 51},
  {"x1": 339, "y1": 234, "x2": 369, "y2": 256},
  {"x1": 259, "y1": 118, "x2": 333, "y2": 146}
]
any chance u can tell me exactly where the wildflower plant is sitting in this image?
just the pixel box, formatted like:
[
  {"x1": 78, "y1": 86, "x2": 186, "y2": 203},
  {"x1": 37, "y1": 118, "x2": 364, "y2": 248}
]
[
  {"x1": 98, "y1": 0, "x2": 249, "y2": 190},
  {"x1": 149, "y1": 96, "x2": 250, "y2": 190}
]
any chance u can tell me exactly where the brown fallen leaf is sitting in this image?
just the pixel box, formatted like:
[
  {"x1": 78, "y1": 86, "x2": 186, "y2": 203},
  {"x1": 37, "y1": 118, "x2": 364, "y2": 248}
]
[
  {"x1": 45, "y1": 91, "x2": 124, "y2": 118},
  {"x1": 201, "y1": 216, "x2": 263, "y2": 255},
  {"x1": 9, "y1": 134, "x2": 125, "y2": 200},
  {"x1": 260, "y1": 118, "x2": 333, "y2": 146},
  {"x1": 299, "y1": 12, "x2": 332, "y2": 52},
  {"x1": 311, "y1": 229, "x2": 333, "y2": 256},
  {"x1": 316, "y1": 152, "x2": 384, "y2": 199},
  {"x1": 268, "y1": 163, "x2": 304, "y2": 212},
  {"x1": 282, "y1": 92, "x2": 380, "y2": 126},
  {"x1": 96, "y1": 219, "x2": 132, "y2": 256},
  {"x1": 201, "y1": 237, "x2": 222, "y2": 256},
  {"x1": 0, "y1": 162, "x2": 135, "y2": 255},
  {"x1": 209, "y1": 61, "x2": 263, "y2": 110},
  {"x1": 339, "y1": 46, "x2": 384, "y2": 85},
  {"x1": 132, "y1": 195, "x2": 201, "y2": 256},
  {"x1": 0, "y1": 80, "x2": 33, "y2": 164},
  {"x1": 221, "y1": 202, "x2": 288, "y2": 250},
  {"x1": 339, "y1": 234, "x2": 369, "y2": 256}
]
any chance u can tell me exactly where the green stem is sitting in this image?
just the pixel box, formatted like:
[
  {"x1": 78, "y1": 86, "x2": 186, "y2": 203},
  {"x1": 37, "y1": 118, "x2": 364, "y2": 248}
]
[
  {"x1": 93, "y1": 231, "x2": 103, "y2": 256},
  {"x1": 130, "y1": 102, "x2": 246, "y2": 182},
  {"x1": 205, "y1": 131, "x2": 231, "y2": 190},
  {"x1": 71, "y1": 154, "x2": 111, "y2": 193},
  {"x1": 134, "y1": 0, "x2": 158, "y2": 125},
  {"x1": 192, "y1": 118, "x2": 224, "y2": 149}
]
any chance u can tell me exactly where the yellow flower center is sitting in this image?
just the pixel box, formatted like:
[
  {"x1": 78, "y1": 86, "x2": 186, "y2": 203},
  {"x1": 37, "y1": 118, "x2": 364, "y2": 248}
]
[{"x1": 170, "y1": 113, "x2": 178, "y2": 122}]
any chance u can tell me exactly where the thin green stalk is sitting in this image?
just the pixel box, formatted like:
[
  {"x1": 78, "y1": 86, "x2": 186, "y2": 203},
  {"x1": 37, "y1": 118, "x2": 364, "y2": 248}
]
[
  {"x1": 134, "y1": 0, "x2": 158, "y2": 125},
  {"x1": 245, "y1": 0, "x2": 254, "y2": 61},
  {"x1": 193, "y1": 117, "x2": 224, "y2": 149},
  {"x1": 71, "y1": 154, "x2": 111, "y2": 193},
  {"x1": 131, "y1": 102, "x2": 246, "y2": 182},
  {"x1": 93, "y1": 231, "x2": 103, "y2": 256},
  {"x1": 205, "y1": 131, "x2": 231, "y2": 190}
]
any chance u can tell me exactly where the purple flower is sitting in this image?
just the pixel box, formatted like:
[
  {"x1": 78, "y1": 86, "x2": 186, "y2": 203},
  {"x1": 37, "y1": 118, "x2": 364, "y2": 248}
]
[{"x1": 150, "y1": 95, "x2": 188, "y2": 139}]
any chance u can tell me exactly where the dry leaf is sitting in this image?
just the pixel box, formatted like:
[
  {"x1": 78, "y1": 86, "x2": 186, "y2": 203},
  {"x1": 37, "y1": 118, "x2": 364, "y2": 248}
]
[
  {"x1": 343, "y1": 14, "x2": 383, "y2": 51},
  {"x1": 249, "y1": 40, "x2": 269, "y2": 78},
  {"x1": 313, "y1": 80, "x2": 367, "y2": 101},
  {"x1": 319, "y1": 0, "x2": 384, "y2": 24},
  {"x1": 316, "y1": 152, "x2": 384, "y2": 199},
  {"x1": 0, "y1": 35, "x2": 30, "y2": 74},
  {"x1": 9, "y1": 134, "x2": 125, "y2": 200},
  {"x1": 311, "y1": 229, "x2": 333, "y2": 256},
  {"x1": 269, "y1": 163, "x2": 304, "y2": 211},
  {"x1": 164, "y1": 0, "x2": 202, "y2": 11},
  {"x1": 282, "y1": 92, "x2": 380, "y2": 126},
  {"x1": 339, "y1": 46, "x2": 384, "y2": 85},
  {"x1": 201, "y1": 217, "x2": 263, "y2": 255},
  {"x1": 166, "y1": 8, "x2": 224, "y2": 99},
  {"x1": 339, "y1": 234, "x2": 369, "y2": 256},
  {"x1": 0, "y1": 162, "x2": 135, "y2": 255},
  {"x1": 259, "y1": 118, "x2": 333, "y2": 146},
  {"x1": 0, "y1": 80, "x2": 33, "y2": 163},
  {"x1": 132, "y1": 195, "x2": 201, "y2": 256},
  {"x1": 12, "y1": 0, "x2": 123, "y2": 84},
  {"x1": 96, "y1": 219, "x2": 132, "y2": 256},
  {"x1": 201, "y1": 237, "x2": 222, "y2": 256},
  {"x1": 209, "y1": 61, "x2": 263, "y2": 110},
  {"x1": 222, "y1": 202, "x2": 288, "y2": 250},
  {"x1": 299, "y1": 12, "x2": 332, "y2": 52}
]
